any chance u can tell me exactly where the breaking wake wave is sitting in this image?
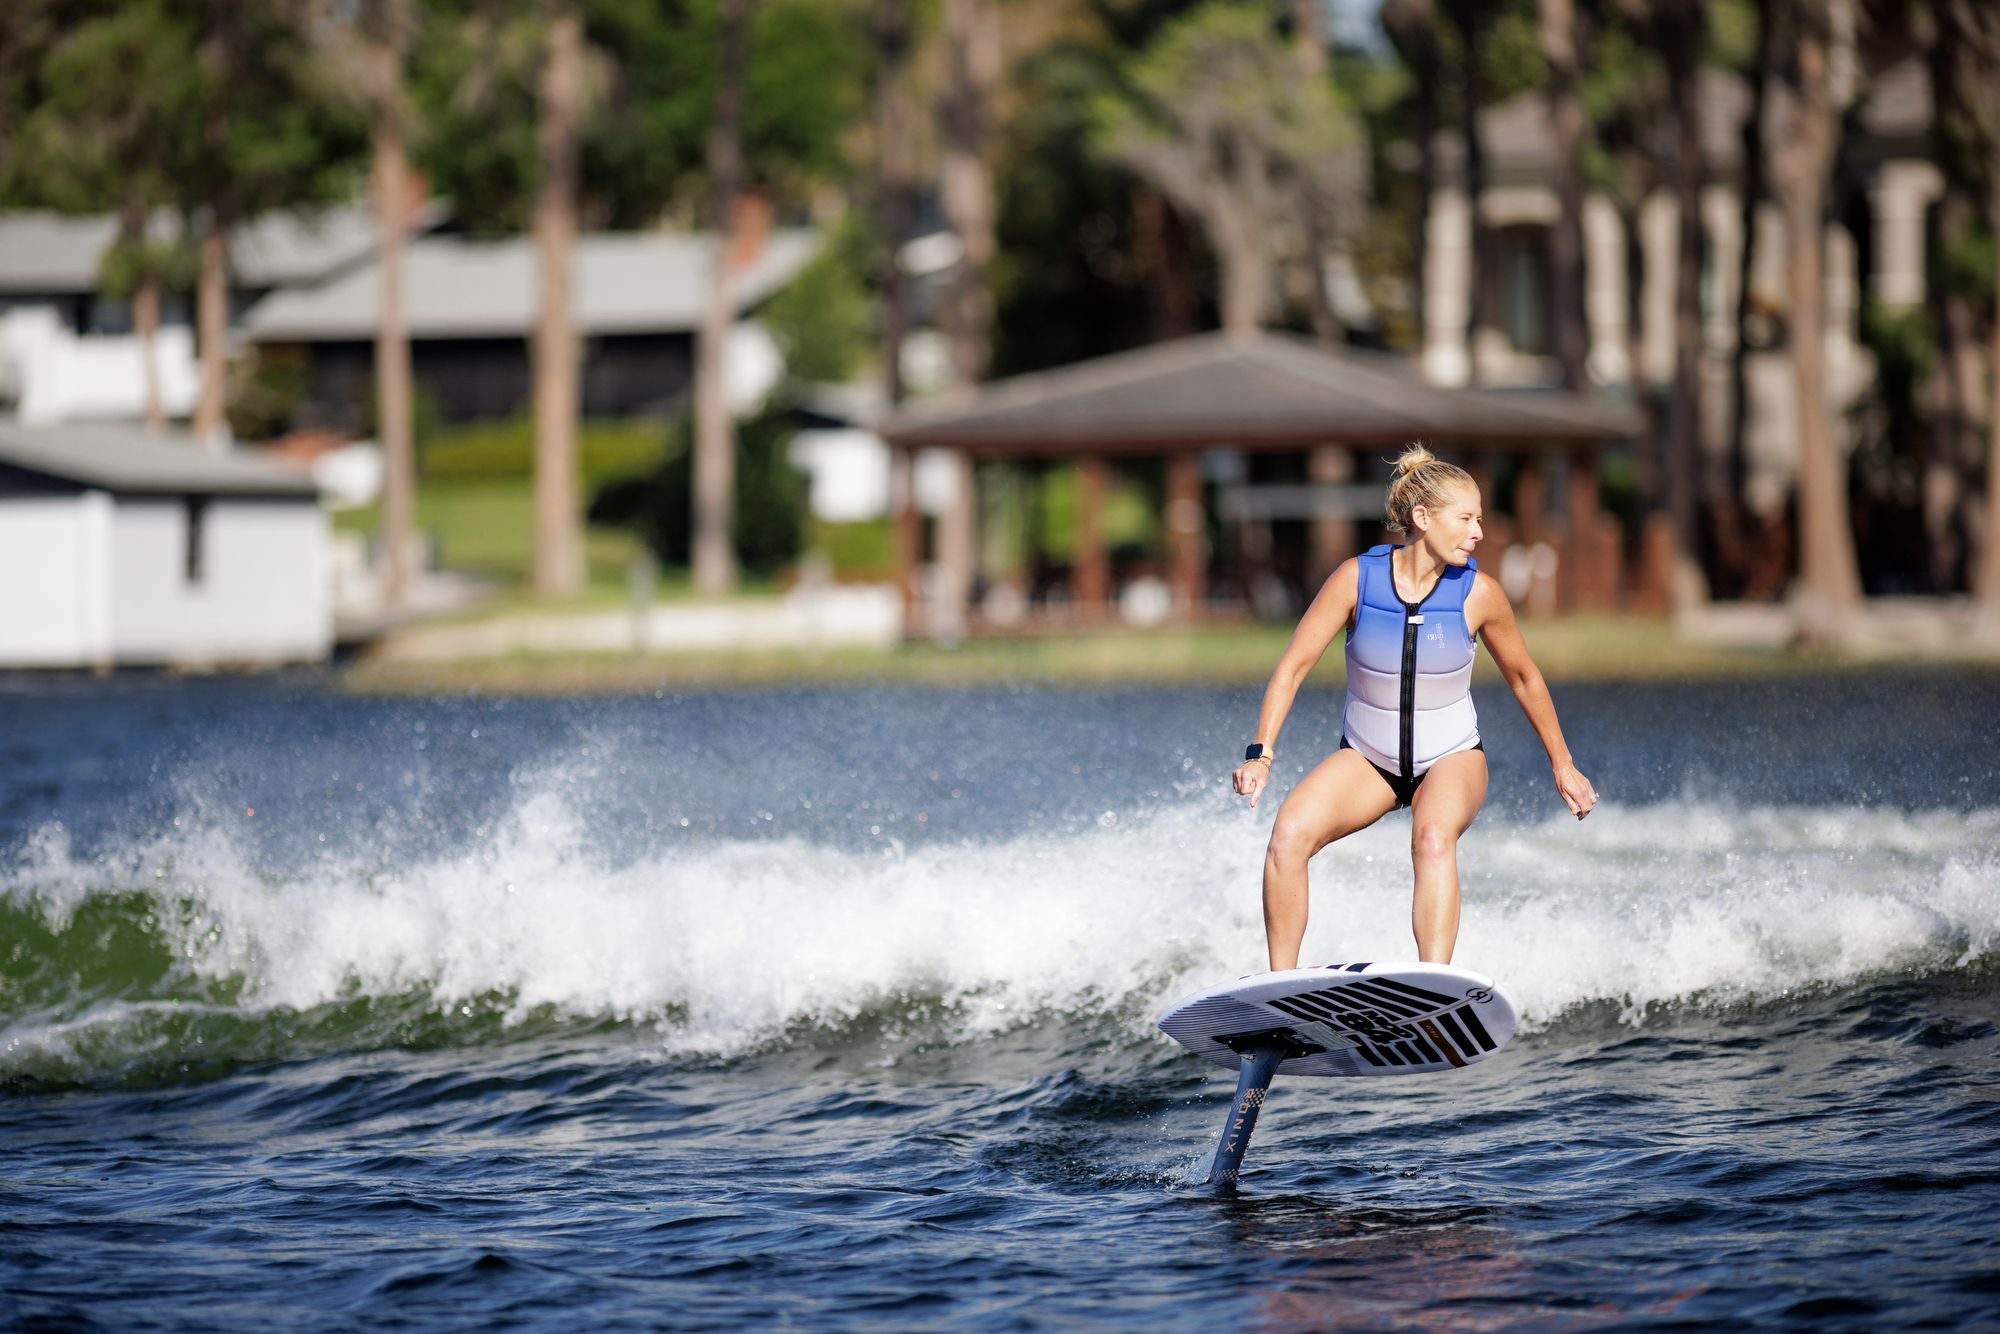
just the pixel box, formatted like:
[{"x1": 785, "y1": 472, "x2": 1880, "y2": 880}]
[{"x1": 3, "y1": 785, "x2": 1996, "y2": 1087}]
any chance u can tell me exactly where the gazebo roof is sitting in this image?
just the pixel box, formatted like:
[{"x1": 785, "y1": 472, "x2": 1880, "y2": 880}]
[{"x1": 880, "y1": 330, "x2": 1638, "y2": 455}]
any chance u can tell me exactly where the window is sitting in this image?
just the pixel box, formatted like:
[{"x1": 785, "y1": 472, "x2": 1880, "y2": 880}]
[
  {"x1": 1495, "y1": 225, "x2": 1552, "y2": 356},
  {"x1": 185, "y1": 497, "x2": 207, "y2": 585}
]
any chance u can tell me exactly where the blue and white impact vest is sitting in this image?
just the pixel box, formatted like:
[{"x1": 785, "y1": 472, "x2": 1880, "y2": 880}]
[{"x1": 1342, "y1": 544, "x2": 1480, "y2": 781}]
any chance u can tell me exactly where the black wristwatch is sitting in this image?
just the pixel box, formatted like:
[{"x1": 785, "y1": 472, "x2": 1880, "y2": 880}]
[{"x1": 1244, "y1": 743, "x2": 1271, "y2": 762}]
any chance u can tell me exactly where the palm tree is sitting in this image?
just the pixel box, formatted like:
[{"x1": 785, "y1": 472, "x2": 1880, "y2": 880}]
[
  {"x1": 692, "y1": 0, "x2": 752, "y2": 596},
  {"x1": 1541, "y1": 0, "x2": 1588, "y2": 392},
  {"x1": 363, "y1": 0, "x2": 419, "y2": 609},
  {"x1": 1772, "y1": 0, "x2": 1863, "y2": 632},
  {"x1": 1652, "y1": 0, "x2": 1705, "y2": 589},
  {"x1": 530, "y1": 4, "x2": 583, "y2": 597}
]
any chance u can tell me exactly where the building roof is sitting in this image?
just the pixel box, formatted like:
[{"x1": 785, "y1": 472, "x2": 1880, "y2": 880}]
[
  {"x1": 879, "y1": 331, "x2": 1638, "y2": 455},
  {"x1": 0, "y1": 422, "x2": 320, "y2": 498},
  {"x1": 0, "y1": 202, "x2": 446, "y2": 295},
  {"x1": 242, "y1": 228, "x2": 824, "y2": 342}
]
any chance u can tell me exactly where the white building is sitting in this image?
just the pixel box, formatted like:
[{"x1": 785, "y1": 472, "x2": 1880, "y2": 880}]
[{"x1": 0, "y1": 423, "x2": 329, "y2": 668}]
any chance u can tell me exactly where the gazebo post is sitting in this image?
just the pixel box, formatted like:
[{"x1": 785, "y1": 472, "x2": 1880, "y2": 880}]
[
  {"x1": 1308, "y1": 446, "x2": 1354, "y2": 586},
  {"x1": 1564, "y1": 447, "x2": 1608, "y2": 611},
  {"x1": 1077, "y1": 454, "x2": 1111, "y2": 621},
  {"x1": 935, "y1": 449, "x2": 977, "y2": 638},
  {"x1": 891, "y1": 444, "x2": 920, "y2": 633},
  {"x1": 1167, "y1": 451, "x2": 1206, "y2": 621}
]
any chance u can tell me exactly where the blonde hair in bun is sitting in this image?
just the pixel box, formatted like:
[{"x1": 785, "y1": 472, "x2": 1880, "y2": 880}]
[{"x1": 1384, "y1": 444, "x2": 1475, "y2": 535}]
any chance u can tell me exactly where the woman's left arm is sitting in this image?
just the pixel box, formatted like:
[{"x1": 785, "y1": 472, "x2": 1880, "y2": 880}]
[{"x1": 1467, "y1": 571, "x2": 1598, "y2": 820}]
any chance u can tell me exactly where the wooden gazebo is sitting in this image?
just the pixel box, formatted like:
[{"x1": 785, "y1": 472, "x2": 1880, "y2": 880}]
[{"x1": 878, "y1": 330, "x2": 1642, "y2": 632}]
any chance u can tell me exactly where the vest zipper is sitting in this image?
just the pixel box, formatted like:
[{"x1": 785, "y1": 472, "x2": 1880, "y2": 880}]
[
  {"x1": 1396, "y1": 560, "x2": 1446, "y2": 783},
  {"x1": 1399, "y1": 598, "x2": 1419, "y2": 783}
]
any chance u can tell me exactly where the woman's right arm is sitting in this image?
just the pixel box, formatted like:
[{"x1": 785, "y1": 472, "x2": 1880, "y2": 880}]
[{"x1": 1233, "y1": 559, "x2": 1359, "y2": 808}]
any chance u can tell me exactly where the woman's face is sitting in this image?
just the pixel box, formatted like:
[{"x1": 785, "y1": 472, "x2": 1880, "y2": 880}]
[{"x1": 1412, "y1": 483, "x2": 1483, "y2": 565}]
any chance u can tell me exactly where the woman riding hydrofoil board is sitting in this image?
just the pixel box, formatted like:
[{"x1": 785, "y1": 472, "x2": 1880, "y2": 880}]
[{"x1": 1231, "y1": 446, "x2": 1598, "y2": 971}]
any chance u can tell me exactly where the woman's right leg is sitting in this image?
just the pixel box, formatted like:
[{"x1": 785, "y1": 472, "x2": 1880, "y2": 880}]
[{"x1": 1263, "y1": 748, "x2": 1400, "y2": 971}]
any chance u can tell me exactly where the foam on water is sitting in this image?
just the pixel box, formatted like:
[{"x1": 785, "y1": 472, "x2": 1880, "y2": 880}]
[{"x1": 2, "y1": 780, "x2": 1997, "y2": 1083}]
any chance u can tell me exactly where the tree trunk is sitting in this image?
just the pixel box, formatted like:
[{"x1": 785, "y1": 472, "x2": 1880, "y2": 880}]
[
  {"x1": 1291, "y1": 0, "x2": 1338, "y2": 343},
  {"x1": 193, "y1": 214, "x2": 229, "y2": 451},
  {"x1": 940, "y1": 0, "x2": 998, "y2": 385},
  {"x1": 1778, "y1": 5, "x2": 1864, "y2": 631},
  {"x1": 1217, "y1": 212, "x2": 1275, "y2": 335},
  {"x1": 1379, "y1": 0, "x2": 1436, "y2": 350},
  {"x1": 1131, "y1": 186, "x2": 1196, "y2": 340},
  {"x1": 1659, "y1": 0, "x2": 1705, "y2": 587},
  {"x1": 693, "y1": 0, "x2": 751, "y2": 596},
  {"x1": 1978, "y1": 174, "x2": 2000, "y2": 611},
  {"x1": 1444, "y1": 0, "x2": 1489, "y2": 380},
  {"x1": 369, "y1": 14, "x2": 417, "y2": 610},
  {"x1": 116, "y1": 202, "x2": 168, "y2": 434},
  {"x1": 1540, "y1": 0, "x2": 1587, "y2": 392},
  {"x1": 1925, "y1": 2, "x2": 1984, "y2": 592},
  {"x1": 1727, "y1": 0, "x2": 1773, "y2": 502},
  {"x1": 935, "y1": 0, "x2": 999, "y2": 636},
  {"x1": 134, "y1": 276, "x2": 165, "y2": 433},
  {"x1": 874, "y1": 0, "x2": 917, "y2": 626},
  {"x1": 530, "y1": 7, "x2": 583, "y2": 598}
]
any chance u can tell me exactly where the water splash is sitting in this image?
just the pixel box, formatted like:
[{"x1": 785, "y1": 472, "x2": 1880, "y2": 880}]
[{"x1": 3, "y1": 783, "x2": 1996, "y2": 1086}]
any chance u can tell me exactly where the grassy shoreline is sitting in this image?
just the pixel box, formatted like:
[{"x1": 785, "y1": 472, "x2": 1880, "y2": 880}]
[{"x1": 338, "y1": 615, "x2": 1994, "y2": 695}]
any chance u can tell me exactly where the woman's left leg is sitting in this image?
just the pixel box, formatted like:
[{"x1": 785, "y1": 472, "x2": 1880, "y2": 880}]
[{"x1": 1407, "y1": 748, "x2": 1489, "y2": 963}]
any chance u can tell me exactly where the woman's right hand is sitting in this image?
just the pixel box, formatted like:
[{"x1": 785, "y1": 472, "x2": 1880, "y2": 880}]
[{"x1": 1232, "y1": 760, "x2": 1272, "y2": 808}]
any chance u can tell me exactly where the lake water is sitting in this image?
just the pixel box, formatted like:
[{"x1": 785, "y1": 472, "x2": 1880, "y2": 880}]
[{"x1": 3, "y1": 671, "x2": 1997, "y2": 1329}]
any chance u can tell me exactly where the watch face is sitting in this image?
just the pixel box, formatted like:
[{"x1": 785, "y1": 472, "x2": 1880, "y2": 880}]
[{"x1": 1245, "y1": 744, "x2": 1266, "y2": 761}]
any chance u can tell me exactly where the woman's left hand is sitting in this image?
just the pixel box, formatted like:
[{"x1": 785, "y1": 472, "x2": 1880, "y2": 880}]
[{"x1": 1554, "y1": 761, "x2": 1598, "y2": 820}]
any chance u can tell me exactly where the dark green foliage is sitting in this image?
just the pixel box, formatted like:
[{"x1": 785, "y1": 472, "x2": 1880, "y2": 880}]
[
  {"x1": 227, "y1": 344, "x2": 309, "y2": 441},
  {"x1": 413, "y1": 0, "x2": 861, "y2": 234},
  {"x1": 991, "y1": 38, "x2": 1201, "y2": 376},
  {"x1": 589, "y1": 404, "x2": 807, "y2": 576},
  {"x1": 1848, "y1": 302, "x2": 1942, "y2": 594},
  {"x1": 181, "y1": 1, "x2": 370, "y2": 223},
  {"x1": 761, "y1": 216, "x2": 875, "y2": 384},
  {"x1": 420, "y1": 416, "x2": 667, "y2": 483}
]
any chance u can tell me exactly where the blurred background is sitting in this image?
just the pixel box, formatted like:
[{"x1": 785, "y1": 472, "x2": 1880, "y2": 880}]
[{"x1": 2, "y1": 0, "x2": 1997, "y2": 679}]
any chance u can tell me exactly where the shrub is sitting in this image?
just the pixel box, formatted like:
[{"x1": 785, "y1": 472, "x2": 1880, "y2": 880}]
[
  {"x1": 419, "y1": 416, "x2": 667, "y2": 484},
  {"x1": 587, "y1": 402, "x2": 807, "y2": 577}
]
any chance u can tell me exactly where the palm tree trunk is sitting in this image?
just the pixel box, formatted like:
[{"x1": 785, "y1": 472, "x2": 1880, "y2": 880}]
[
  {"x1": 1444, "y1": 0, "x2": 1489, "y2": 380},
  {"x1": 1660, "y1": 0, "x2": 1705, "y2": 586},
  {"x1": 693, "y1": 0, "x2": 751, "y2": 596},
  {"x1": 134, "y1": 276, "x2": 165, "y2": 433},
  {"x1": 874, "y1": 0, "x2": 917, "y2": 627},
  {"x1": 940, "y1": 0, "x2": 998, "y2": 384},
  {"x1": 935, "y1": 0, "x2": 999, "y2": 635},
  {"x1": 369, "y1": 9, "x2": 417, "y2": 610},
  {"x1": 1379, "y1": 1, "x2": 1436, "y2": 351},
  {"x1": 1540, "y1": 0, "x2": 1587, "y2": 392},
  {"x1": 1778, "y1": 6, "x2": 1863, "y2": 632},
  {"x1": 1726, "y1": 0, "x2": 1773, "y2": 502},
  {"x1": 1978, "y1": 174, "x2": 2000, "y2": 610},
  {"x1": 531, "y1": 7, "x2": 583, "y2": 598},
  {"x1": 192, "y1": 213, "x2": 229, "y2": 451},
  {"x1": 1291, "y1": 0, "x2": 1338, "y2": 343}
]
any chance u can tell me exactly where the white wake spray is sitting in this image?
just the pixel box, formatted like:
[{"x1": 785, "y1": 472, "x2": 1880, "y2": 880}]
[{"x1": 3, "y1": 784, "x2": 1997, "y2": 1075}]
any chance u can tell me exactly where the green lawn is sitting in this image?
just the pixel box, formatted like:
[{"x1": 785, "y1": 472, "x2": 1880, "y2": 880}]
[{"x1": 343, "y1": 614, "x2": 1877, "y2": 695}]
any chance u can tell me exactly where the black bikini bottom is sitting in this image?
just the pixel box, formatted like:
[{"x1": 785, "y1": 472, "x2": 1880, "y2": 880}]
[{"x1": 1338, "y1": 737, "x2": 1484, "y2": 810}]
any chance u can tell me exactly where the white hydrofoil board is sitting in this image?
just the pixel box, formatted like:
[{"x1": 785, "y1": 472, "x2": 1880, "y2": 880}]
[{"x1": 1160, "y1": 961, "x2": 1517, "y2": 1078}]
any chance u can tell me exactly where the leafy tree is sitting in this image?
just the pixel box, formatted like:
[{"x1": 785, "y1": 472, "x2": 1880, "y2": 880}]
[
  {"x1": 1770, "y1": 0, "x2": 1863, "y2": 632},
  {"x1": 11, "y1": 0, "x2": 200, "y2": 431},
  {"x1": 414, "y1": 0, "x2": 858, "y2": 592},
  {"x1": 1091, "y1": 2, "x2": 1367, "y2": 334},
  {"x1": 182, "y1": 0, "x2": 369, "y2": 446}
]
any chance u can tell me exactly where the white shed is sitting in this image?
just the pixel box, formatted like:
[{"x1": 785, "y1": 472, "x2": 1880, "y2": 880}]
[{"x1": 0, "y1": 423, "x2": 329, "y2": 668}]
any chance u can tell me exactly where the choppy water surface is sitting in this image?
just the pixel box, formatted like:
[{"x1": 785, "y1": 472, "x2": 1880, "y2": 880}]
[{"x1": 3, "y1": 671, "x2": 1997, "y2": 1329}]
